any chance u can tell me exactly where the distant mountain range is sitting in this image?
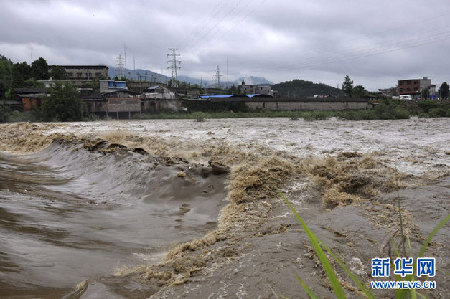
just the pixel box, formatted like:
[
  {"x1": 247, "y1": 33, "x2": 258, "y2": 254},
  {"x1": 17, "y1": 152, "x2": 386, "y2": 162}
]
[
  {"x1": 108, "y1": 67, "x2": 342, "y2": 97},
  {"x1": 108, "y1": 66, "x2": 273, "y2": 87}
]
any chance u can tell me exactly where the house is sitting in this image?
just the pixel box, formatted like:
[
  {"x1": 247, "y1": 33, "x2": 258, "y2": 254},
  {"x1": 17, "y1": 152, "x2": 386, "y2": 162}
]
[
  {"x1": 238, "y1": 81, "x2": 275, "y2": 96},
  {"x1": 141, "y1": 85, "x2": 180, "y2": 113},
  {"x1": 398, "y1": 77, "x2": 432, "y2": 98},
  {"x1": 82, "y1": 89, "x2": 141, "y2": 118},
  {"x1": 38, "y1": 78, "x2": 93, "y2": 96},
  {"x1": 143, "y1": 85, "x2": 175, "y2": 100},
  {"x1": 49, "y1": 65, "x2": 108, "y2": 80},
  {"x1": 126, "y1": 81, "x2": 154, "y2": 93},
  {"x1": 99, "y1": 80, "x2": 128, "y2": 93},
  {"x1": 14, "y1": 88, "x2": 46, "y2": 111}
]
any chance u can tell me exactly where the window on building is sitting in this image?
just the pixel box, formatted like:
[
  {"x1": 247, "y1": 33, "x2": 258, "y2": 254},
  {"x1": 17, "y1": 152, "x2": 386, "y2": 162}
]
[
  {"x1": 399, "y1": 81, "x2": 404, "y2": 85},
  {"x1": 77, "y1": 72, "x2": 82, "y2": 78}
]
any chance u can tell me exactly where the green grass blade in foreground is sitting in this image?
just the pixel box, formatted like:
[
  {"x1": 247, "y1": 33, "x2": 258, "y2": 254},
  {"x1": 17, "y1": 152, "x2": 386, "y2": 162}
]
[
  {"x1": 416, "y1": 292, "x2": 427, "y2": 299},
  {"x1": 390, "y1": 237, "x2": 400, "y2": 258},
  {"x1": 317, "y1": 239, "x2": 376, "y2": 299},
  {"x1": 417, "y1": 214, "x2": 450, "y2": 258},
  {"x1": 278, "y1": 190, "x2": 346, "y2": 298},
  {"x1": 295, "y1": 275, "x2": 319, "y2": 299}
]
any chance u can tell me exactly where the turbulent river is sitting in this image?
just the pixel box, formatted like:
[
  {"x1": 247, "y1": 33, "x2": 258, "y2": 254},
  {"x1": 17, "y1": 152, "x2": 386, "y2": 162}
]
[
  {"x1": 0, "y1": 117, "x2": 448, "y2": 298},
  {"x1": 0, "y1": 142, "x2": 227, "y2": 297}
]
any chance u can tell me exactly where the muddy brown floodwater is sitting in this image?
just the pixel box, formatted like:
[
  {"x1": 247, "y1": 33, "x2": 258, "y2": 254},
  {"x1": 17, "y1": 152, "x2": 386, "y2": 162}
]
[
  {"x1": 0, "y1": 117, "x2": 449, "y2": 298},
  {"x1": 0, "y1": 139, "x2": 227, "y2": 297}
]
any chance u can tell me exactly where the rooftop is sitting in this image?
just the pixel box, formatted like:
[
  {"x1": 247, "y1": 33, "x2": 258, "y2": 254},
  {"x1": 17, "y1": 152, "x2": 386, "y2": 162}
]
[{"x1": 50, "y1": 65, "x2": 108, "y2": 69}]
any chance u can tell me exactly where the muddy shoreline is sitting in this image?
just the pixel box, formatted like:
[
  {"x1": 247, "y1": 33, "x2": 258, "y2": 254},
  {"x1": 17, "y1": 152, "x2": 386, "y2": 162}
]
[{"x1": 0, "y1": 119, "x2": 449, "y2": 298}]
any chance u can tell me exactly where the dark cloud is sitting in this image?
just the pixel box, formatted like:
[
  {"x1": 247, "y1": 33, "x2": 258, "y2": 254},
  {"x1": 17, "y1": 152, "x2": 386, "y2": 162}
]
[{"x1": 1, "y1": 0, "x2": 449, "y2": 89}]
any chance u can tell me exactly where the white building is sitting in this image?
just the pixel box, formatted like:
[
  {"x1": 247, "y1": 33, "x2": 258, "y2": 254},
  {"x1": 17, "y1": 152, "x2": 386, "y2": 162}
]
[{"x1": 143, "y1": 85, "x2": 175, "y2": 99}]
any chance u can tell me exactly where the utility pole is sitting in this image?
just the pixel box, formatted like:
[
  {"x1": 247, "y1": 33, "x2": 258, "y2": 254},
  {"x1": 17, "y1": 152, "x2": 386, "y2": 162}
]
[
  {"x1": 133, "y1": 55, "x2": 136, "y2": 80},
  {"x1": 226, "y1": 56, "x2": 229, "y2": 88},
  {"x1": 137, "y1": 72, "x2": 142, "y2": 93},
  {"x1": 214, "y1": 65, "x2": 223, "y2": 89},
  {"x1": 124, "y1": 44, "x2": 127, "y2": 74},
  {"x1": 167, "y1": 48, "x2": 181, "y2": 87}
]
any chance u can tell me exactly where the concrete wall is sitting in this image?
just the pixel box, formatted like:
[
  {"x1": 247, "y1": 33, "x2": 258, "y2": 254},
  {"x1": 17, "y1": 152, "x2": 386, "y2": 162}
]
[
  {"x1": 85, "y1": 101, "x2": 108, "y2": 114},
  {"x1": 142, "y1": 99, "x2": 181, "y2": 113},
  {"x1": 245, "y1": 100, "x2": 371, "y2": 111},
  {"x1": 107, "y1": 98, "x2": 141, "y2": 113}
]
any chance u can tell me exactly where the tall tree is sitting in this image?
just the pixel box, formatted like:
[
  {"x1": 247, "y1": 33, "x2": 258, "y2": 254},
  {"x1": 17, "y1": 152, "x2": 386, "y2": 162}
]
[
  {"x1": 439, "y1": 82, "x2": 449, "y2": 99},
  {"x1": 41, "y1": 82, "x2": 84, "y2": 121},
  {"x1": 50, "y1": 66, "x2": 67, "y2": 80},
  {"x1": 421, "y1": 87, "x2": 430, "y2": 100},
  {"x1": 31, "y1": 57, "x2": 49, "y2": 80},
  {"x1": 271, "y1": 79, "x2": 344, "y2": 98},
  {"x1": 11, "y1": 62, "x2": 31, "y2": 88},
  {"x1": 0, "y1": 55, "x2": 13, "y2": 99},
  {"x1": 352, "y1": 85, "x2": 366, "y2": 98},
  {"x1": 342, "y1": 75, "x2": 353, "y2": 97}
]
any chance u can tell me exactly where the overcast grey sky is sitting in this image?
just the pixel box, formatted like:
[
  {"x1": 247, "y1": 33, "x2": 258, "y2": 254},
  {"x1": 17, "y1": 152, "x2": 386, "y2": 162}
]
[{"x1": 1, "y1": 0, "x2": 449, "y2": 90}]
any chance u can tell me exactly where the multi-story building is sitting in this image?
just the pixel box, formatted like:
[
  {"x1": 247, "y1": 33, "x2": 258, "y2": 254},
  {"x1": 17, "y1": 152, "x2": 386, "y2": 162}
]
[
  {"x1": 49, "y1": 65, "x2": 108, "y2": 80},
  {"x1": 238, "y1": 82, "x2": 274, "y2": 96},
  {"x1": 398, "y1": 77, "x2": 432, "y2": 96}
]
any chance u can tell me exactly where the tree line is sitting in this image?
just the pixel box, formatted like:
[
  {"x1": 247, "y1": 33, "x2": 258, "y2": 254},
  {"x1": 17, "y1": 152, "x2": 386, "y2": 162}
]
[
  {"x1": 0, "y1": 54, "x2": 81, "y2": 122},
  {"x1": 272, "y1": 79, "x2": 344, "y2": 98}
]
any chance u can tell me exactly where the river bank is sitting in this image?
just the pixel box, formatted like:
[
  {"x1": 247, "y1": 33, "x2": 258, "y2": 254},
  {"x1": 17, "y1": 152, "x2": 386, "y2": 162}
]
[{"x1": 0, "y1": 118, "x2": 448, "y2": 298}]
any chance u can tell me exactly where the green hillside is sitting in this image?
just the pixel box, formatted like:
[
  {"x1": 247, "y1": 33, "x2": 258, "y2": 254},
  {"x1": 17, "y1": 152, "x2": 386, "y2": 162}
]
[{"x1": 273, "y1": 79, "x2": 344, "y2": 98}]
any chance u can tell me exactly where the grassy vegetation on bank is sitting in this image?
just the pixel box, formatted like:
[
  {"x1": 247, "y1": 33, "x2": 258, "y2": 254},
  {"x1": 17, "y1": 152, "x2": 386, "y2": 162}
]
[
  {"x1": 1, "y1": 99, "x2": 450, "y2": 123},
  {"x1": 133, "y1": 100, "x2": 450, "y2": 121}
]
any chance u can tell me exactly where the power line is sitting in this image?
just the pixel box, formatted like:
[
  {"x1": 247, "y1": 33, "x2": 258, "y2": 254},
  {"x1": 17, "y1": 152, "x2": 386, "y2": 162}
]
[
  {"x1": 181, "y1": 0, "x2": 245, "y2": 52},
  {"x1": 197, "y1": 0, "x2": 263, "y2": 51},
  {"x1": 178, "y1": 0, "x2": 227, "y2": 50},
  {"x1": 244, "y1": 27, "x2": 450, "y2": 74},
  {"x1": 296, "y1": 29, "x2": 450, "y2": 70}
]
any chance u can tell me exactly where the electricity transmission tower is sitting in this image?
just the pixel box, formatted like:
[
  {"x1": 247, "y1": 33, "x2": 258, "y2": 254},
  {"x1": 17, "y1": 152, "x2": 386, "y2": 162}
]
[
  {"x1": 214, "y1": 65, "x2": 223, "y2": 88},
  {"x1": 116, "y1": 53, "x2": 124, "y2": 79},
  {"x1": 167, "y1": 48, "x2": 181, "y2": 87}
]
